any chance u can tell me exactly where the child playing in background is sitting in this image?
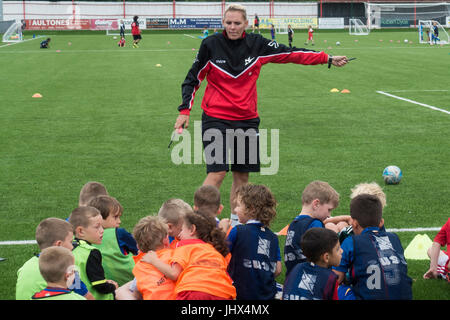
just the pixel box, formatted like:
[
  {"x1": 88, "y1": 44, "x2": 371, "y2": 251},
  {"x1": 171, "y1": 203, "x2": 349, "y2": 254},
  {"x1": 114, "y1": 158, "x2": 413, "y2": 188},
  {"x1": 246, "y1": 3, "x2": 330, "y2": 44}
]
[
  {"x1": 288, "y1": 24, "x2": 294, "y2": 48},
  {"x1": 119, "y1": 20, "x2": 125, "y2": 39},
  {"x1": 142, "y1": 210, "x2": 236, "y2": 300},
  {"x1": 131, "y1": 216, "x2": 176, "y2": 300},
  {"x1": 32, "y1": 247, "x2": 86, "y2": 300},
  {"x1": 227, "y1": 184, "x2": 282, "y2": 300},
  {"x1": 431, "y1": 21, "x2": 440, "y2": 45},
  {"x1": 78, "y1": 181, "x2": 108, "y2": 207},
  {"x1": 270, "y1": 24, "x2": 275, "y2": 41},
  {"x1": 305, "y1": 25, "x2": 314, "y2": 45},
  {"x1": 118, "y1": 37, "x2": 125, "y2": 47},
  {"x1": 424, "y1": 217, "x2": 450, "y2": 281},
  {"x1": 333, "y1": 194, "x2": 412, "y2": 300},
  {"x1": 40, "y1": 38, "x2": 50, "y2": 49},
  {"x1": 16, "y1": 218, "x2": 92, "y2": 300},
  {"x1": 193, "y1": 185, "x2": 231, "y2": 234},
  {"x1": 88, "y1": 195, "x2": 138, "y2": 287},
  {"x1": 69, "y1": 206, "x2": 118, "y2": 300},
  {"x1": 283, "y1": 228, "x2": 342, "y2": 300},
  {"x1": 253, "y1": 14, "x2": 260, "y2": 34},
  {"x1": 158, "y1": 198, "x2": 193, "y2": 248},
  {"x1": 131, "y1": 15, "x2": 142, "y2": 48},
  {"x1": 198, "y1": 26, "x2": 209, "y2": 39},
  {"x1": 284, "y1": 181, "x2": 339, "y2": 276}
]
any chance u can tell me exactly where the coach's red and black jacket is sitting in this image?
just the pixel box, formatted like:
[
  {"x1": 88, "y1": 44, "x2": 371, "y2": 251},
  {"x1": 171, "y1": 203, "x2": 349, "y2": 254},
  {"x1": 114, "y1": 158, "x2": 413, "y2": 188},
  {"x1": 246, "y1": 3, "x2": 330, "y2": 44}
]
[{"x1": 178, "y1": 31, "x2": 329, "y2": 121}]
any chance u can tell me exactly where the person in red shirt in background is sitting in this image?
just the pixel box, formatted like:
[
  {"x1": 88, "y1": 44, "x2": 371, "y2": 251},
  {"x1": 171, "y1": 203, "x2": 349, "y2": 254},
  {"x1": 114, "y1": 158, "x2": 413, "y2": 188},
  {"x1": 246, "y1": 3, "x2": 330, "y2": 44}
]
[
  {"x1": 131, "y1": 16, "x2": 142, "y2": 48},
  {"x1": 424, "y1": 218, "x2": 450, "y2": 281},
  {"x1": 118, "y1": 37, "x2": 125, "y2": 47},
  {"x1": 305, "y1": 25, "x2": 314, "y2": 46}
]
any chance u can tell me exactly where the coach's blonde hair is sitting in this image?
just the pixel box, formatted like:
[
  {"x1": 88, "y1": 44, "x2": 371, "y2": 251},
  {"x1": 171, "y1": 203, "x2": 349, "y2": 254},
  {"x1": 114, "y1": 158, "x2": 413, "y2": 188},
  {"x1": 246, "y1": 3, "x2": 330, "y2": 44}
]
[
  {"x1": 301, "y1": 180, "x2": 340, "y2": 208},
  {"x1": 224, "y1": 4, "x2": 247, "y2": 21},
  {"x1": 350, "y1": 182, "x2": 386, "y2": 208}
]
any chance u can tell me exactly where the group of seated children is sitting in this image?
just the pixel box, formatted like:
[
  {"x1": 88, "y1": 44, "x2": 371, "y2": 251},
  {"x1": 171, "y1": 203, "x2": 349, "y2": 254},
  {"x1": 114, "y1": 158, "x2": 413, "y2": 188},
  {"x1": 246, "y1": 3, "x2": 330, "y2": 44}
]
[{"x1": 16, "y1": 180, "x2": 449, "y2": 300}]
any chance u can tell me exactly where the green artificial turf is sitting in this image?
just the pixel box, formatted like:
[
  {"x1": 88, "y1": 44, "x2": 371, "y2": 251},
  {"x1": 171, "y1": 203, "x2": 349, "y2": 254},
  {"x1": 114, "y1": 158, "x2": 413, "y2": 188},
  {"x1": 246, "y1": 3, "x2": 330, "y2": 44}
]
[{"x1": 0, "y1": 28, "x2": 449, "y2": 300}]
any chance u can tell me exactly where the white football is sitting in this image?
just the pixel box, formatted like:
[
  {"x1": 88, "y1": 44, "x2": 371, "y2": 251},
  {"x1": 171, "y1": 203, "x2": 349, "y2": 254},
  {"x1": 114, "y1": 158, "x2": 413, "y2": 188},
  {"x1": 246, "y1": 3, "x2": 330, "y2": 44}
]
[
  {"x1": 404, "y1": 39, "x2": 408, "y2": 43},
  {"x1": 382, "y1": 165, "x2": 403, "y2": 185},
  {"x1": 336, "y1": 41, "x2": 340, "y2": 46}
]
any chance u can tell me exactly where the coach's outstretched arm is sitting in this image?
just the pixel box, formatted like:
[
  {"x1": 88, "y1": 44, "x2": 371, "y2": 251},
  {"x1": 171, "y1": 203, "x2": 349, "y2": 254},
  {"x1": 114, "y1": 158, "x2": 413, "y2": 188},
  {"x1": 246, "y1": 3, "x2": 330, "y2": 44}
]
[{"x1": 330, "y1": 56, "x2": 349, "y2": 67}]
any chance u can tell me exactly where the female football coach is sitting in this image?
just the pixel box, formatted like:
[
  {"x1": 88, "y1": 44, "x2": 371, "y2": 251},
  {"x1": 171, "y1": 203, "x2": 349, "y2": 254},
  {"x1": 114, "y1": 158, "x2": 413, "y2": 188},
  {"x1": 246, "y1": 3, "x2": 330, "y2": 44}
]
[{"x1": 174, "y1": 4, "x2": 349, "y2": 226}]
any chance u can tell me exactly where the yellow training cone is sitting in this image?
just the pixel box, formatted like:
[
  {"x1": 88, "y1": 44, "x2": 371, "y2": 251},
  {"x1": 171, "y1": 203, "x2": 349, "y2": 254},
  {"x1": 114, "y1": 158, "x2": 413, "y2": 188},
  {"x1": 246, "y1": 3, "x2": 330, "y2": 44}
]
[
  {"x1": 155, "y1": 64, "x2": 162, "y2": 67},
  {"x1": 404, "y1": 234, "x2": 433, "y2": 260},
  {"x1": 32, "y1": 93, "x2": 42, "y2": 98},
  {"x1": 341, "y1": 89, "x2": 350, "y2": 93},
  {"x1": 330, "y1": 88, "x2": 339, "y2": 93}
]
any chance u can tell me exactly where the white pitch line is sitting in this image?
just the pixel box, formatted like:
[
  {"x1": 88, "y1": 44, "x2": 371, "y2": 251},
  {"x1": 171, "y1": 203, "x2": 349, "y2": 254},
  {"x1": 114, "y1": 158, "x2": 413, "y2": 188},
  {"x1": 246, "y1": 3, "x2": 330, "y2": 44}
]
[
  {"x1": 386, "y1": 90, "x2": 449, "y2": 93},
  {"x1": 183, "y1": 34, "x2": 196, "y2": 39},
  {"x1": 0, "y1": 226, "x2": 442, "y2": 245},
  {"x1": 0, "y1": 240, "x2": 37, "y2": 245},
  {"x1": 0, "y1": 48, "x2": 195, "y2": 54},
  {"x1": 0, "y1": 36, "x2": 45, "y2": 49},
  {"x1": 386, "y1": 227, "x2": 440, "y2": 233},
  {"x1": 376, "y1": 90, "x2": 450, "y2": 115}
]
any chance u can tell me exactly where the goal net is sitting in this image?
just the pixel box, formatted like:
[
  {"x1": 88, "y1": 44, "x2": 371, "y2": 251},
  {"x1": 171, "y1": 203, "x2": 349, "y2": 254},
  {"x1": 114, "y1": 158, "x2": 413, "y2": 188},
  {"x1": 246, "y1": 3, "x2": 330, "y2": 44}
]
[
  {"x1": 105, "y1": 18, "x2": 145, "y2": 36},
  {"x1": 366, "y1": 2, "x2": 450, "y2": 29},
  {"x1": 349, "y1": 19, "x2": 369, "y2": 35},
  {"x1": 418, "y1": 20, "x2": 449, "y2": 45},
  {"x1": 106, "y1": 27, "x2": 131, "y2": 37},
  {"x1": 2, "y1": 21, "x2": 23, "y2": 43},
  {"x1": 275, "y1": 23, "x2": 288, "y2": 35}
]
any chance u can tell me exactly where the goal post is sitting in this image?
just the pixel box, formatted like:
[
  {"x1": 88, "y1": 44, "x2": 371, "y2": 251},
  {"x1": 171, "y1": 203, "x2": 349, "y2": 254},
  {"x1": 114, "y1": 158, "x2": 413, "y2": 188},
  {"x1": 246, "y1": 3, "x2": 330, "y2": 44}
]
[
  {"x1": 106, "y1": 29, "x2": 131, "y2": 37},
  {"x1": 418, "y1": 20, "x2": 449, "y2": 45},
  {"x1": 2, "y1": 21, "x2": 23, "y2": 43},
  {"x1": 105, "y1": 17, "x2": 145, "y2": 36},
  {"x1": 275, "y1": 23, "x2": 288, "y2": 35},
  {"x1": 366, "y1": 2, "x2": 450, "y2": 29},
  {"x1": 349, "y1": 18, "x2": 369, "y2": 35}
]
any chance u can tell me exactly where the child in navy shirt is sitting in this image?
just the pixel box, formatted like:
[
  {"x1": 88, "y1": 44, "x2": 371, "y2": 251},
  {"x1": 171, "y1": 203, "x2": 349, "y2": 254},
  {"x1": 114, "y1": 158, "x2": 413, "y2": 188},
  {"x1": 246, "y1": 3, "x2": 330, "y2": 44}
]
[
  {"x1": 270, "y1": 24, "x2": 275, "y2": 41},
  {"x1": 284, "y1": 181, "x2": 339, "y2": 276},
  {"x1": 333, "y1": 194, "x2": 412, "y2": 300},
  {"x1": 40, "y1": 38, "x2": 50, "y2": 48},
  {"x1": 283, "y1": 228, "x2": 342, "y2": 300},
  {"x1": 227, "y1": 184, "x2": 282, "y2": 300}
]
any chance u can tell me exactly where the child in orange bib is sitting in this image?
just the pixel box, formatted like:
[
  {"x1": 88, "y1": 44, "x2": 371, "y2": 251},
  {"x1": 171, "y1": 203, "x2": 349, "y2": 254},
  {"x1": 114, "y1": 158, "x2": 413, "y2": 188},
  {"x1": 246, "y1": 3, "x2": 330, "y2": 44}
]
[
  {"x1": 142, "y1": 210, "x2": 236, "y2": 300},
  {"x1": 131, "y1": 216, "x2": 176, "y2": 300}
]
